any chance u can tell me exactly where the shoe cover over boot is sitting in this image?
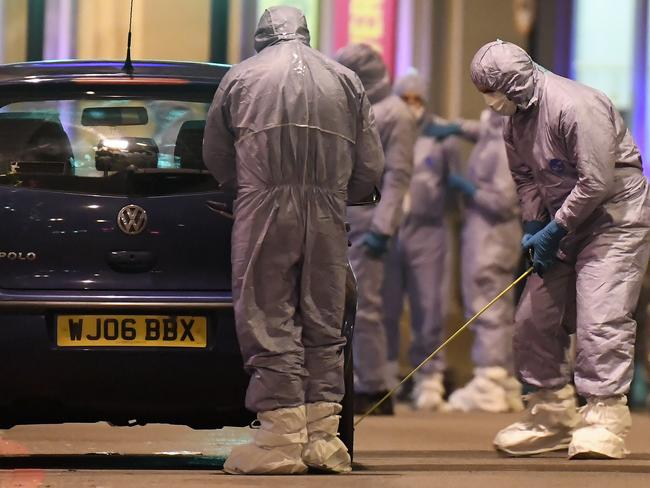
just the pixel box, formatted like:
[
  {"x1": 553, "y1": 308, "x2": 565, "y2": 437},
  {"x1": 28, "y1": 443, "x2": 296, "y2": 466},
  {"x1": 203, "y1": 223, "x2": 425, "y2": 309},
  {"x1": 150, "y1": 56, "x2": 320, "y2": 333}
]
[
  {"x1": 447, "y1": 367, "x2": 513, "y2": 413},
  {"x1": 302, "y1": 402, "x2": 351, "y2": 473},
  {"x1": 224, "y1": 406, "x2": 308, "y2": 475},
  {"x1": 569, "y1": 396, "x2": 632, "y2": 460},
  {"x1": 412, "y1": 372, "x2": 446, "y2": 411},
  {"x1": 494, "y1": 384, "x2": 580, "y2": 456}
]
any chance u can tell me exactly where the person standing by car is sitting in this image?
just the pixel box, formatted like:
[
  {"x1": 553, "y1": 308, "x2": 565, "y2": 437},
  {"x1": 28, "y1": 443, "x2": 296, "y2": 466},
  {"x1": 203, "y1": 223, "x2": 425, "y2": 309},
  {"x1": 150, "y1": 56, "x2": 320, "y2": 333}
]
[
  {"x1": 335, "y1": 44, "x2": 417, "y2": 415},
  {"x1": 203, "y1": 6, "x2": 384, "y2": 475}
]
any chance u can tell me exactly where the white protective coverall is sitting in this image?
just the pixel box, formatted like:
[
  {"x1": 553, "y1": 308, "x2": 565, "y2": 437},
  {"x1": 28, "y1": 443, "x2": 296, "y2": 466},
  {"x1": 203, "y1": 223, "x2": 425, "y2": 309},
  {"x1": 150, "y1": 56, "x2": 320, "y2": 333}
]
[
  {"x1": 335, "y1": 44, "x2": 416, "y2": 399},
  {"x1": 203, "y1": 7, "x2": 384, "y2": 473},
  {"x1": 380, "y1": 73, "x2": 462, "y2": 409},
  {"x1": 471, "y1": 39, "x2": 650, "y2": 459},
  {"x1": 446, "y1": 109, "x2": 524, "y2": 413}
]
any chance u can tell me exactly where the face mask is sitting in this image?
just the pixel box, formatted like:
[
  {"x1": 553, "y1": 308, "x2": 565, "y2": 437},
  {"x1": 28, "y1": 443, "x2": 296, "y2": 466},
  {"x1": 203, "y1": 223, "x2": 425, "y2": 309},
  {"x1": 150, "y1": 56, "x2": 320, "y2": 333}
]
[
  {"x1": 408, "y1": 104, "x2": 425, "y2": 121},
  {"x1": 482, "y1": 91, "x2": 517, "y2": 116}
]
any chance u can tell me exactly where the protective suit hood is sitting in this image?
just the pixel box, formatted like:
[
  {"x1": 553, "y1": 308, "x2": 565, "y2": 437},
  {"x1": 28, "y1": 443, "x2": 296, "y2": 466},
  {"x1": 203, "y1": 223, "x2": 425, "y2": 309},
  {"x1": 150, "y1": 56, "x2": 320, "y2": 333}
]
[
  {"x1": 335, "y1": 43, "x2": 392, "y2": 104},
  {"x1": 254, "y1": 6, "x2": 311, "y2": 53},
  {"x1": 470, "y1": 40, "x2": 542, "y2": 111},
  {"x1": 394, "y1": 70, "x2": 428, "y2": 102}
]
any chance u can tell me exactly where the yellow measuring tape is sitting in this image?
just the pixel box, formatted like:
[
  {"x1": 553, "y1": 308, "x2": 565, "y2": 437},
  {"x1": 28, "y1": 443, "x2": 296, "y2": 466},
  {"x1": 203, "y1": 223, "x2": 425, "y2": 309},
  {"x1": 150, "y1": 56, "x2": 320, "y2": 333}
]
[{"x1": 354, "y1": 266, "x2": 534, "y2": 426}]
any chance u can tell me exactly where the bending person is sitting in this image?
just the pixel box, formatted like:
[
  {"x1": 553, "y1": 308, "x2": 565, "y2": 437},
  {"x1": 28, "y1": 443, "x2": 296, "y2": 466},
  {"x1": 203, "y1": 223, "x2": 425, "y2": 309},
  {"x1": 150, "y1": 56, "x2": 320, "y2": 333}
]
[{"x1": 470, "y1": 40, "x2": 650, "y2": 459}]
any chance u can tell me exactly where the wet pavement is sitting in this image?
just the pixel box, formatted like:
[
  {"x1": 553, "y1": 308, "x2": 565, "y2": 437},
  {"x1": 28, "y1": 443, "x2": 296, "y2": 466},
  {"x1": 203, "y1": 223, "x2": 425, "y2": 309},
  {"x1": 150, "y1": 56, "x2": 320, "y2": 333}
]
[{"x1": 1, "y1": 406, "x2": 649, "y2": 487}]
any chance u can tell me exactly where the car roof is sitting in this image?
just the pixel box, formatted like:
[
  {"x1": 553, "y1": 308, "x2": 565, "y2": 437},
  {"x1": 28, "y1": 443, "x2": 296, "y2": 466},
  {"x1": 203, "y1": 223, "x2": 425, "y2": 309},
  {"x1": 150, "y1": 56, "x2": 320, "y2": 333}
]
[{"x1": 0, "y1": 60, "x2": 230, "y2": 86}]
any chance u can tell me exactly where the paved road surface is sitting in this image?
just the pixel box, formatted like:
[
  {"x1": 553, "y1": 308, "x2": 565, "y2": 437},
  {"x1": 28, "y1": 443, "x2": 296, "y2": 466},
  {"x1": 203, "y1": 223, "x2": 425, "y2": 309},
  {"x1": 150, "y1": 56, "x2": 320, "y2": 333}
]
[{"x1": 1, "y1": 405, "x2": 649, "y2": 487}]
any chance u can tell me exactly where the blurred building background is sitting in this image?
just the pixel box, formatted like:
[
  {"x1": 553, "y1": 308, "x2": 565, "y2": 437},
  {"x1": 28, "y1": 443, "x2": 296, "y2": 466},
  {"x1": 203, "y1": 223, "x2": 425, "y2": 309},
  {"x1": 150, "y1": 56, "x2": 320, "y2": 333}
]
[
  {"x1": 1, "y1": 0, "x2": 649, "y2": 386},
  {"x1": 0, "y1": 0, "x2": 648, "y2": 160}
]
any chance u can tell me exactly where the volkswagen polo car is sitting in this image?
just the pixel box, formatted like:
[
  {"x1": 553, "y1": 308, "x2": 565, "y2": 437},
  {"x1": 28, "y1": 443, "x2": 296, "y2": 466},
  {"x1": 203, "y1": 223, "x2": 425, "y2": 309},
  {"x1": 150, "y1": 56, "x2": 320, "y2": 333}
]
[{"x1": 0, "y1": 60, "x2": 356, "y2": 452}]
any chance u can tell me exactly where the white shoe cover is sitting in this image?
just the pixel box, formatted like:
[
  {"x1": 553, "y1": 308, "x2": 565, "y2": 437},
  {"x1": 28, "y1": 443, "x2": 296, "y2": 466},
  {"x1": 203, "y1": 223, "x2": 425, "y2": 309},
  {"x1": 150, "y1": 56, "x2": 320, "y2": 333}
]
[
  {"x1": 412, "y1": 372, "x2": 446, "y2": 411},
  {"x1": 302, "y1": 402, "x2": 351, "y2": 473},
  {"x1": 224, "y1": 406, "x2": 308, "y2": 475},
  {"x1": 568, "y1": 396, "x2": 631, "y2": 460},
  {"x1": 494, "y1": 384, "x2": 580, "y2": 456},
  {"x1": 447, "y1": 367, "x2": 516, "y2": 413}
]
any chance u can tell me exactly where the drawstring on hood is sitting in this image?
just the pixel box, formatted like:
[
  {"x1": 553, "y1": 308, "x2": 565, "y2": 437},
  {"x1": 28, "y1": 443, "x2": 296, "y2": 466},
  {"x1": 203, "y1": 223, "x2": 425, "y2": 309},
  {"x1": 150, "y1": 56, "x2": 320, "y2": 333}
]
[
  {"x1": 254, "y1": 6, "x2": 311, "y2": 53},
  {"x1": 470, "y1": 40, "x2": 544, "y2": 111},
  {"x1": 335, "y1": 43, "x2": 392, "y2": 104}
]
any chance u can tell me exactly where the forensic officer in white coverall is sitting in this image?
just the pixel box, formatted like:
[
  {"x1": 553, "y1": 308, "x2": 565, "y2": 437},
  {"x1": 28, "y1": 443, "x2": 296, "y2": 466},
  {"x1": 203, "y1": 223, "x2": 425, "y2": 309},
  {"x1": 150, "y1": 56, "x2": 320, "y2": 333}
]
[
  {"x1": 335, "y1": 44, "x2": 416, "y2": 416},
  {"x1": 382, "y1": 71, "x2": 461, "y2": 411},
  {"x1": 203, "y1": 7, "x2": 384, "y2": 474},
  {"x1": 445, "y1": 108, "x2": 524, "y2": 413},
  {"x1": 471, "y1": 40, "x2": 650, "y2": 459}
]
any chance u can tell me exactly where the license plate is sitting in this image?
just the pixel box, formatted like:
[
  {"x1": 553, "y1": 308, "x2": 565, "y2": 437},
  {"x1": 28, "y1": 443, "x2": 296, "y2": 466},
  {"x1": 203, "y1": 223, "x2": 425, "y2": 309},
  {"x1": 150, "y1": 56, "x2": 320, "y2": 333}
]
[{"x1": 56, "y1": 315, "x2": 207, "y2": 348}]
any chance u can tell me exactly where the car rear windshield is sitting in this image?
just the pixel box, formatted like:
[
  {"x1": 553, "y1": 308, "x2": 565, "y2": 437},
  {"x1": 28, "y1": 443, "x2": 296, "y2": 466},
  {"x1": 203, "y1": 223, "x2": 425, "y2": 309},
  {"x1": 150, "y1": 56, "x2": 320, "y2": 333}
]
[{"x1": 0, "y1": 96, "x2": 219, "y2": 195}]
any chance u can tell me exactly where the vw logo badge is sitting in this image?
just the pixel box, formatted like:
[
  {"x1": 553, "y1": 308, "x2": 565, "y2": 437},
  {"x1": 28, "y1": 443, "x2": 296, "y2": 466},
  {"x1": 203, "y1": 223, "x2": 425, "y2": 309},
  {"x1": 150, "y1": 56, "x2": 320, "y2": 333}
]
[{"x1": 117, "y1": 205, "x2": 148, "y2": 235}]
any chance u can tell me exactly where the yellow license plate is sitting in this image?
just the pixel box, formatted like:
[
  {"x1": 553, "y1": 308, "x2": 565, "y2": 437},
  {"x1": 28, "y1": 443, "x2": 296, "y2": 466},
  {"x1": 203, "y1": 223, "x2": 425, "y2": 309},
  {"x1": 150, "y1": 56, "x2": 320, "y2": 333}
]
[{"x1": 56, "y1": 315, "x2": 207, "y2": 348}]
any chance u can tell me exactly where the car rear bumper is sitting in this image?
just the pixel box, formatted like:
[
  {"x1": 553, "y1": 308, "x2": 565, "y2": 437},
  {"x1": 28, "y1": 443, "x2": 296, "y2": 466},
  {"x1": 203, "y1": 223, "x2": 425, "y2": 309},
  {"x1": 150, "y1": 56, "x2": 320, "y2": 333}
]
[
  {"x1": 0, "y1": 302, "x2": 254, "y2": 429},
  {"x1": 0, "y1": 276, "x2": 355, "y2": 444},
  {"x1": 0, "y1": 290, "x2": 234, "y2": 311}
]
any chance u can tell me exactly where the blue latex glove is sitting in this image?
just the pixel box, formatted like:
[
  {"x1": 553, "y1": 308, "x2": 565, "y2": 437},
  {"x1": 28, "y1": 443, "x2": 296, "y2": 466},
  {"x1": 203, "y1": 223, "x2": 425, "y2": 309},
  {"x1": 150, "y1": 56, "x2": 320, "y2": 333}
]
[
  {"x1": 362, "y1": 231, "x2": 390, "y2": 259},
  {"x1": 521, "y1": 220, "x2": 547, "y2": 248},
  {"x1": 447, "y1": 173, "x2": 476, "y2": 198},
  {"x1": 423, "y1": 122, "x2": 462, "y2": 141},
  {"x1": 522, "y1": 220, "x2": 567, "y2": 276}
]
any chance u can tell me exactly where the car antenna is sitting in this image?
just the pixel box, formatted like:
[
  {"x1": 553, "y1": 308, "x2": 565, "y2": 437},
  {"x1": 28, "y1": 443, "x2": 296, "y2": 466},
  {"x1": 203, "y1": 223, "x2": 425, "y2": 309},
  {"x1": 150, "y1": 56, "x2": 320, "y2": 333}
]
[{"x1": 122, "y1": 0, "x2": 135, "y2": 76}]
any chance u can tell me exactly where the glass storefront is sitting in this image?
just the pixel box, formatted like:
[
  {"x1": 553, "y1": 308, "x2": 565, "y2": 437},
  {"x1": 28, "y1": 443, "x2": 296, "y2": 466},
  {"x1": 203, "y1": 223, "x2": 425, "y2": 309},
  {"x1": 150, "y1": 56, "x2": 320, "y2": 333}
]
[
  {"x1": 572, "y1": 0, "x2": 636, "y2": 120},
  {"x1": 572, "y1": 0, "x2": 649, "y2": 167}
]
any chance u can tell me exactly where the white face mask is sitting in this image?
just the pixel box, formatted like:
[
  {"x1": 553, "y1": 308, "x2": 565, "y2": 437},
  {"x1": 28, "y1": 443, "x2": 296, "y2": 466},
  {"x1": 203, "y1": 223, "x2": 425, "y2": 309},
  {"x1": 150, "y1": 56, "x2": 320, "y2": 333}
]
[
  {"x1": 408, "y1": 104, "x2": 425, "y2": 122},
  {"x1": 482, "y1": 91, "x2": 517, "y2": 116}
]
